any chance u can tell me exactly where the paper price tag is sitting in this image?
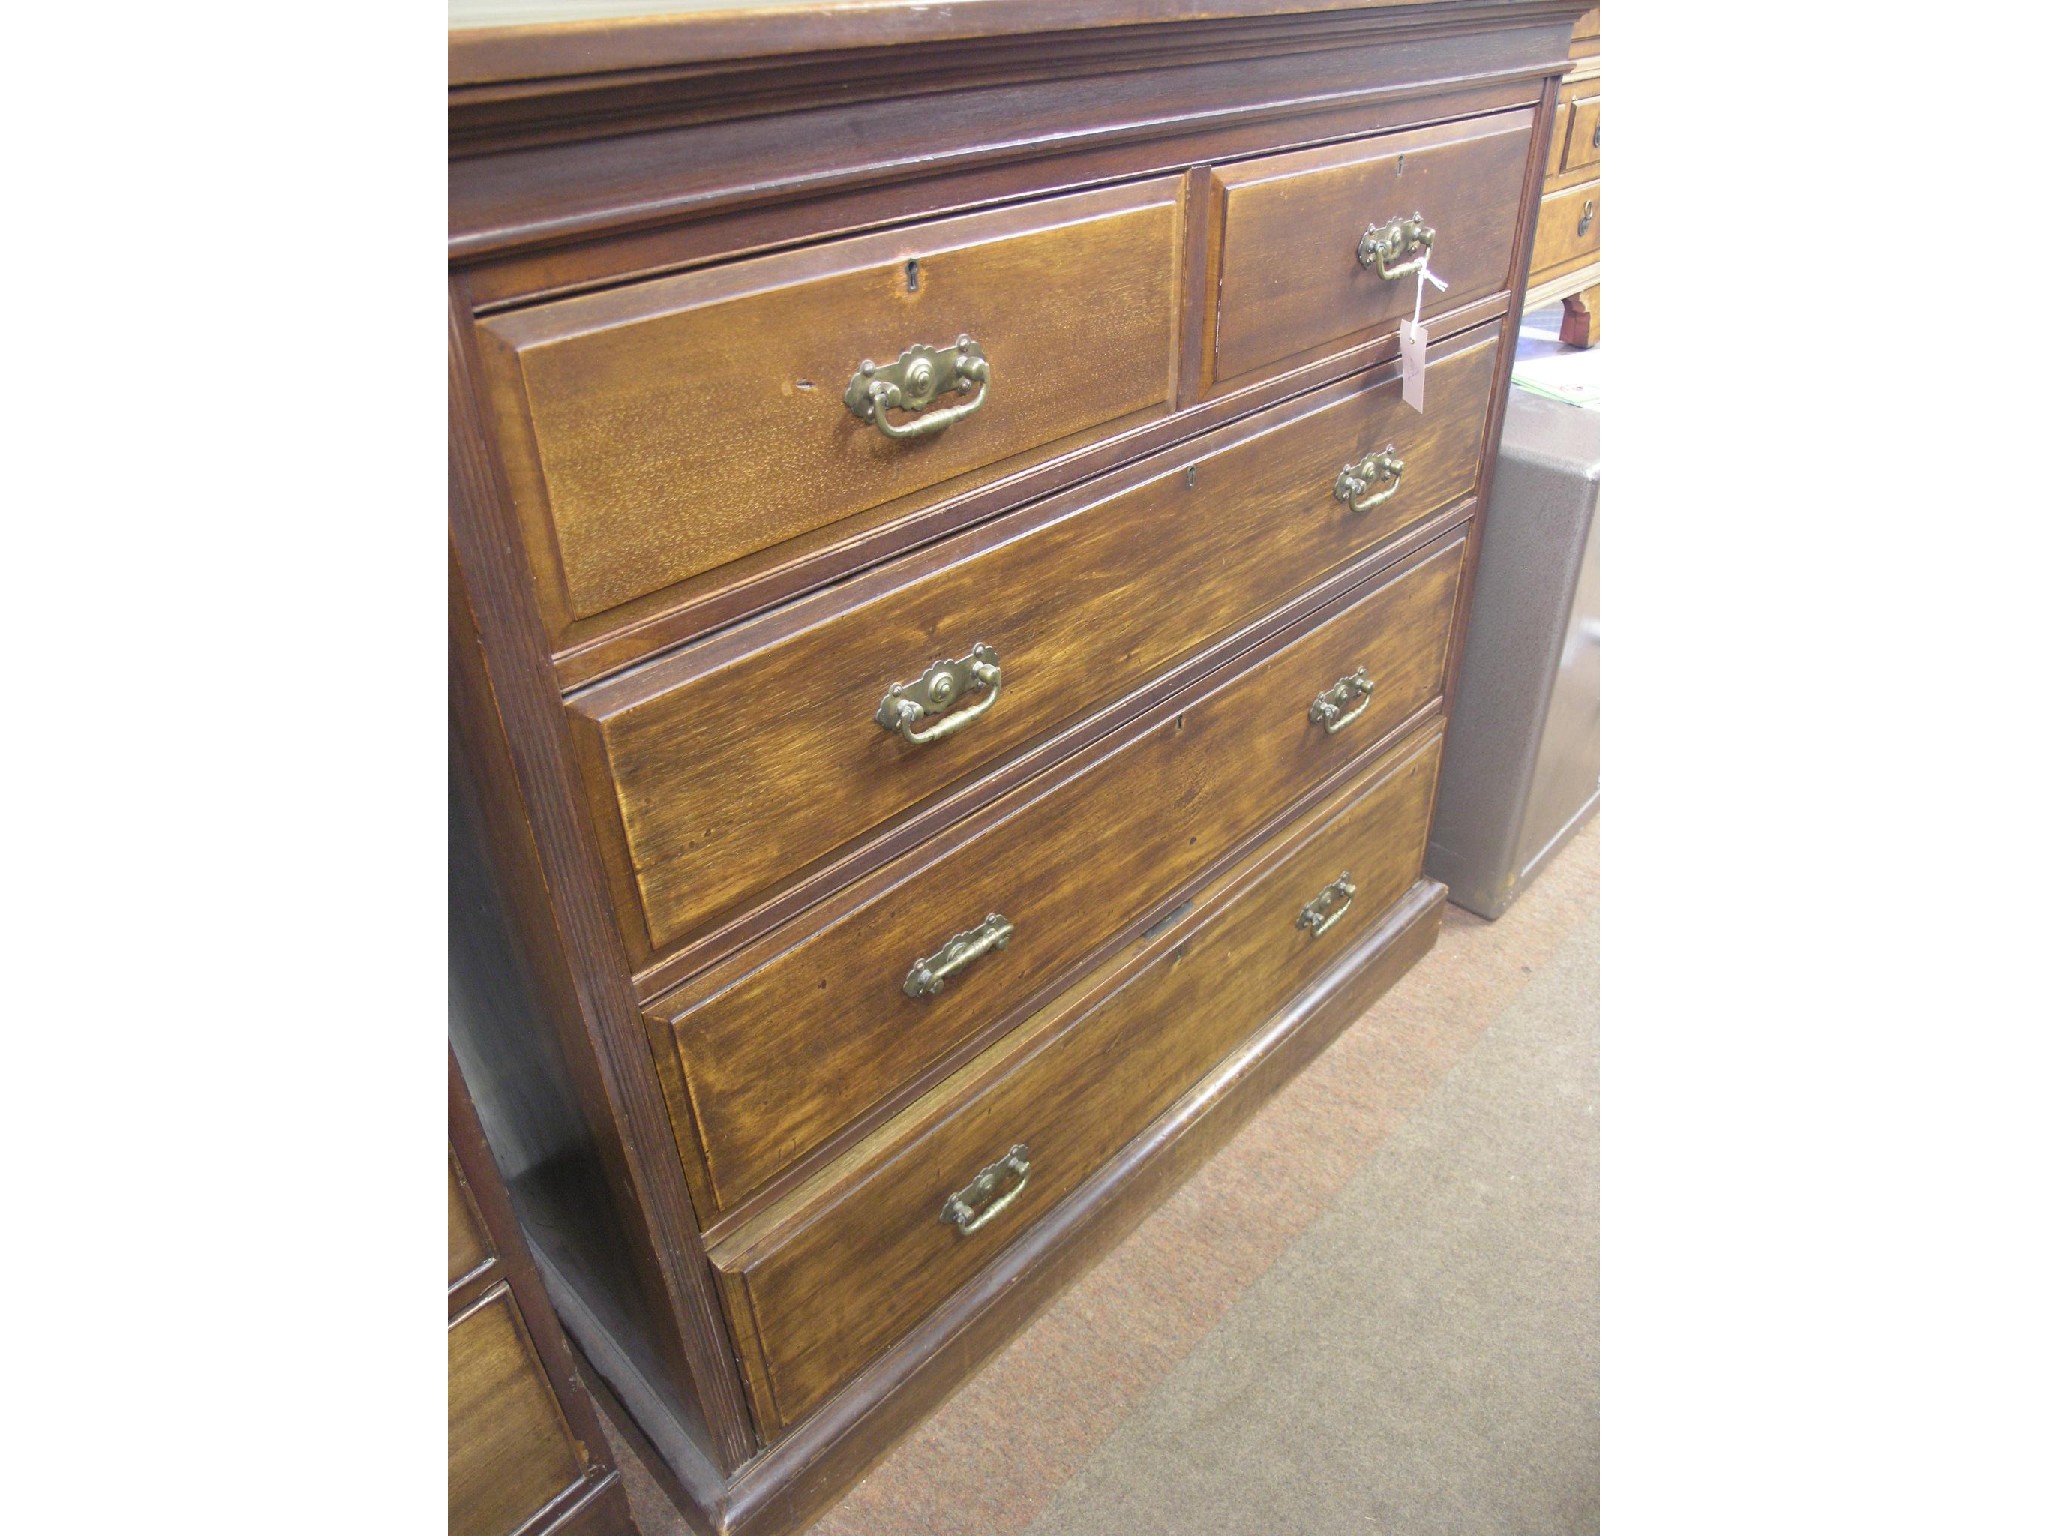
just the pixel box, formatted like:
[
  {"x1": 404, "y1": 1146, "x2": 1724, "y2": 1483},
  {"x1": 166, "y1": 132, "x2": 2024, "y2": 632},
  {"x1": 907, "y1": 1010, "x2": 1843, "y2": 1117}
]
[
  {"x1": 1400, "y1": 318, "x2": 1428, "y2": 411},
  {"x1": 1401, "y1": 256, "x2": 1449, "y2": 413}
]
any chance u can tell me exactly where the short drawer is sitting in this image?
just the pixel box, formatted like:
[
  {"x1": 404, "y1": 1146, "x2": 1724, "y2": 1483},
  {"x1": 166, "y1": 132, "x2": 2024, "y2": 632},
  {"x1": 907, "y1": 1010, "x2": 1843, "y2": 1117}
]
[
  {"x1": 477, "y1": 180, "x2": 1182, "y2": 639},
  {"x1": 647, "y1": 533, "x2": 1465, "y2": 1220},
  {"x1": 448, "y1": 1286, "x2": 590, "y2": 1536},
  {"x1": 1206, "y1": 109, "x2": 1532, "y2": 389},
  {"x1": 711, "y1": 725, "x2": 1446, "y2": 1435},
  {"x1": 1561, "y1": 92, "x2": 1600, "y2": 173},
  {"x1": 1531, "y1": 181, "x2": 1600, "y2": 277},
  {"x1": 572, "y1": 325, "x2": 1501, "y2": 963}
]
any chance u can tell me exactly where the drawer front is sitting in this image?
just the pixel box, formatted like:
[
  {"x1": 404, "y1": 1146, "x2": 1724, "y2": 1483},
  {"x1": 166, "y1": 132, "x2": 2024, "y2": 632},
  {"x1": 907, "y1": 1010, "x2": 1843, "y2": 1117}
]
[
  {"x1": 649, "y1": 534, "x2": 1465, "y2": 1218},
  {"x1": 713, "y1": 726, "x2": 1446, "y2": 1434},
  {"x1": 1208, "y1": 110, "x2": 1531, "y2": 388},
  {"x1": 478, "y1": 180, "x2": 1182, "y2": 635},
  {"x1": 1561, "y1": 93, "x2": 1600, "y2": 173},
  {"x1": 448, "y1": 1156, "x2": 492, "y2": 1287},
  {"x1": 575, "y1": 327, "x2": 1500, "y2": 960},
  {"x1": 1531, "y1": 181, "x2": 1600, "y2": 276},
  {"x1": 449, "y1": 1286, "x2": 590, "y2": 1536}
]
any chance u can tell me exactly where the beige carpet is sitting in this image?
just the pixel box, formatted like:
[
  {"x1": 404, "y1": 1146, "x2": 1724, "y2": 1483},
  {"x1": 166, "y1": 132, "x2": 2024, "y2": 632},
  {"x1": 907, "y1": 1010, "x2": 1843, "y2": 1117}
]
[{"x1": 608, "y1": 818, "x2": 1599, "y2": 1535}]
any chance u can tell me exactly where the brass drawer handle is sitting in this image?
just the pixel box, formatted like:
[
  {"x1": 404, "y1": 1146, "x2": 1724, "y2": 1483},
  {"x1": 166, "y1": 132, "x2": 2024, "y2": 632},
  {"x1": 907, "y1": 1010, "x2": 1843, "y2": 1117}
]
[
  {"x1": 1357, "y1": 213, "x2": 1435, "y2": 280},
  {"x1": 1591, "y1": 122, "x2": 1601, "y2": 152},
  {"x1": 876, "y1": 643, "x2": 1002, "y2": 744},
  {"x1": 1577, "y1": 199, "x2": 1596, "y2": 238},
  {"x1": 1297, "y1": 873, "x2": 1357, "y2": 939},
  {"x1": 845, "y1": 334, "x2": 991, "y2": 440},
  {"x1": 904, "y1": 912, "x2": 1016, "y2": 999},
  {"x1": 1334, "y1": 448, "x2": 1404, "y2": 514},
  {"x1": 941, "y1": 1143, "x2": 1031, "y2": 1235},
  {"x1": 1309, "y1": 668, "x2": 1375, "y2": 734}
]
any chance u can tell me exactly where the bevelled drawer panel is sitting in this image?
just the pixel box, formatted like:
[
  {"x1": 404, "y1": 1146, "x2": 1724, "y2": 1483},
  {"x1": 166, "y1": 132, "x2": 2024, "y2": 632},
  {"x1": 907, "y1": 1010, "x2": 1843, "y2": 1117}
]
[
  {"x1": 1561, "y1": 92, "x2": 1600, "y2": 173},
  {"x1": 712, "y1": 725, "x2": 1446, "y2": 1436},
  {"x1": 1207, "y1": 110, "x2": 1530, "y2": 389},
  {"x1": 1530, "y1": 178, "x2": 1600, "y2": 278},
  {"x1": 448, "y1": 1156, "x2": 492, "y2": 1288},
  {"x1": 647, "y1": 533, "x2": 1465, "y2": 1220},
  {"x1": 477, "y1": 179, "x2": 1182, "y2": 638},
  {"x1": 571, "y1": 324, "x2": 1499, "y2": 964},
  {"x1": 448, "y1": 1285, "x2": 589, "y2": 1536}
]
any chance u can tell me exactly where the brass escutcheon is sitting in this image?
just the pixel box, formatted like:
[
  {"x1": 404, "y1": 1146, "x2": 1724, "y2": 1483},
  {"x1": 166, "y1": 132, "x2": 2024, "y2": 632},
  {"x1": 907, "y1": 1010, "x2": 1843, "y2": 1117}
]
[
  {"x1": 904, "y1": 912, "x2": 1016, "y2": 999},
  {"x1": 875, "y1": 643, "x2": 1002, "y2": 745},
  {"x1": 845, "y1": 334, "x2": 991, "y2": 440},
  {"x1": 1334, "y1": 448, "x2": 1404, "y2": 514},
  {"x1": 941, "y1": 1144, "x2": 1031, "y2": 1235},
  {"x1": 1357, "y1": 213, "x2": 1436, "y2": 279},
  {"x1": 1296, "y1": 873, "x2": 1357, "y2": 939}
]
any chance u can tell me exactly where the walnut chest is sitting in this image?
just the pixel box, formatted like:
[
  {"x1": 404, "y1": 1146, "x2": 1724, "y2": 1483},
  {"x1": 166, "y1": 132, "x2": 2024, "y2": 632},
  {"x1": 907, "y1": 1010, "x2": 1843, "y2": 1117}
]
[{"x1": 447, "y1": 4, "x2": 1590, "y2": 1530}]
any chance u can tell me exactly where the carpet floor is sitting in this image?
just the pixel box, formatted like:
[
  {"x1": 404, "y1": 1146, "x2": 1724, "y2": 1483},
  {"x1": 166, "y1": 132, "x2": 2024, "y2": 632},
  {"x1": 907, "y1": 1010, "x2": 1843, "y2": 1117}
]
[{"x1": 606, "y1": 817, "x2": 1599, "y2": 1535}]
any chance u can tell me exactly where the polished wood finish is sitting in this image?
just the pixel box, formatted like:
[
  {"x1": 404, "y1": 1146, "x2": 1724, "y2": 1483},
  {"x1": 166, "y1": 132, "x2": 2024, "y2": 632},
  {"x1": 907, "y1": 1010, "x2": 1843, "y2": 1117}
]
[
  {"x1": 584, "y1": 877, "x2": 1446, "y2": 1536},
  {"x1": 647, "y1": 533, "x2": 1464, "y2": 1222},
  {"x1": 1524, "y1": 5, "x2": 1598, "y2": 345},
  {"x1": 478, "y1": 180, "x2": 1182, "y2": 637},
  {"x1": 450, "y1": 1158, "x2": 494, "y2": 1286},
  {"x1": 714, "y1": 725, "x2": 1445, "y2": 1434},
  {"x1": 449, "y1": 4, "x2": 1581, "y2": 1528},
  {"x1": 451, "y1": 1288, "x2": 591, "y2": 1536},
  {"x1": 1530, "y1": 179, "x2": 1600, "y2": 277},
  {"x1": 449, "y1": 1053, "x2": 637, "y2": 1536},
  {"x1": 1561, "y1": 91, "x2": 1600, "y2": 171},
  {"x1": 1206, "y1": 110, "x2": 1531, "y2": 388},
  {"x1": 571, "y1": 326, "x2": 1499, "y2": 966}
]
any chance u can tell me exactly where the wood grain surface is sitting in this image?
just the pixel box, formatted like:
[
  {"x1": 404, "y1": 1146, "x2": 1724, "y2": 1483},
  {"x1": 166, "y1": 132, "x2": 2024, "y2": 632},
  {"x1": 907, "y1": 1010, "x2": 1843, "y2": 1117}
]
[
  {"x1": 1529, "y1": 179, "x2": 1599, "y2": 280},
  {"x1": 572, "y1": 327, "x2": 1499, "y2": 962},
  {"x1": 712, "y1": 724, "x2": 1446, "y2": 1434},
  {"x1": 1208, "y1": 109, "x2": 1531, "y2": 386},
  {"x1": 449, "y1": 1156, "x2": 494, "y2": 1287},
  {"x1": 450, "y1": 1286, "x2": 592, "y2": 1536},
  {"x1": 1561, "y1": 92, "x2": 1599, "y2": 172},
  {"x1": 477, "y1": 181, "x2": 1181, "y2": 629},
  {"x1": 646, "y1": 534, "x2": 1465, "y2": 1220}
]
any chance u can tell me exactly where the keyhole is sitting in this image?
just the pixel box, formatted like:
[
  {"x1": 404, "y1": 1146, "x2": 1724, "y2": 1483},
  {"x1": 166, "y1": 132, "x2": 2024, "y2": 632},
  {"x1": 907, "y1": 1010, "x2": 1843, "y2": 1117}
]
[
  {"x1": 1395, "y1": 153, "x2": 1405, "y2": 176},
  {"x1": 905, "y1": 258, "x2": 921, "y2": 292}
]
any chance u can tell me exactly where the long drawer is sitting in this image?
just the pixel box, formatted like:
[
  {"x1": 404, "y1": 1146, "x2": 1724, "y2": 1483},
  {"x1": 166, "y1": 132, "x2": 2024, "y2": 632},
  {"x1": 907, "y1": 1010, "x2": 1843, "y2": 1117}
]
[
  {"x1": 712, "y1": 724, "x2": 1446, "y2": 1435},
  {"x1": 646, "y1": 533, "x2": 1466, "y2": 1220},
  {"x1": 1205, "y1": 109, "x2": 1532, "y2": 390},
  {"x1": 476, "y1": 179, "x2": 1182, "y2": 642},
  {"x1": 572, "y1": 325, "x2": 1500, "y2": 964}
]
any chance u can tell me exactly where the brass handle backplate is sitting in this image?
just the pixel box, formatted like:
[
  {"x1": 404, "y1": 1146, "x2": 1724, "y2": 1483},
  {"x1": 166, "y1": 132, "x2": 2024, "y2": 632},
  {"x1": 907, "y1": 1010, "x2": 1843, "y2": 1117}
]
[
  {"x1": 845, "y1": 334, "x2": 991, "y2": 440},
  {"x1": 1297, "y1": 873, "x2": 1357, "y2": 939},
  {"x1": 1577, "y1": 199, "x2": 1596, "y2": 238},
  {"x1": 876, "y1": 643, "x2": 1002, "y2": 744},
  {"x1": 941, "y1": 1144, "x2": 1031, "y2": 1235},
  {"x1": 1357, "y1": 213, "x2": 1436, "y2": 280},
  {"x1": 1334, "y1": 448, "x2": 1404, "y2": 514},
  {"x1": 1309, "y1": 668, "x2": 1375, "y2": 734},
  {"x1": 904, "y1": 912, "x2": 1015, "y2": 999}
]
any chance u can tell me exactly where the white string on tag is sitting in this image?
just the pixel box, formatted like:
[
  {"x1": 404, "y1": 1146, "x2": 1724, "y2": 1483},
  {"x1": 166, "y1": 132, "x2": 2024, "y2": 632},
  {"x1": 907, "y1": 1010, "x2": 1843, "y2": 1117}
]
[{"x1": 1411, "y1": 253, "x2": 1449, "y2": 326}]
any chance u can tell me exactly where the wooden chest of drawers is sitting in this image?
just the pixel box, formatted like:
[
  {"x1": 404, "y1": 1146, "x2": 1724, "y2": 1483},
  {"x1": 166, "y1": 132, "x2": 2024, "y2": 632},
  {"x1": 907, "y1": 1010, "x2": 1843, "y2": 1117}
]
[
  {"x1": 448, "y1": 4, "x2": 1589, "y2": 1531},
  {"x1": 449, "y1": 1052, "x2": 637, "y2": 1536},
  {"x1": 1526, "y1": 3, "x2": 1601, "y2": 343}
]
